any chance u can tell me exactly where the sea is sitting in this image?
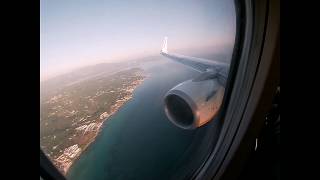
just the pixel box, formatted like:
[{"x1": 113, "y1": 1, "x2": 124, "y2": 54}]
[{"x1": 67, "y1": 56, "x2": 223, "y2": 180}]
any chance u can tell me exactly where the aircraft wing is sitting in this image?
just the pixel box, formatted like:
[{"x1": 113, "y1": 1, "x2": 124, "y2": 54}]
[
  {"x1": 160, "y1": 37, "x2": 229, "y2": 86},
  {"x1": 161, "y1": 52, "x2": 225, "y2": 73}
]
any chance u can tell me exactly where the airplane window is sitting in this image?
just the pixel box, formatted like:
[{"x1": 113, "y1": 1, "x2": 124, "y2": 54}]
[{"x1": 40, "y1": 0, "x2": 236, "y2": 179}]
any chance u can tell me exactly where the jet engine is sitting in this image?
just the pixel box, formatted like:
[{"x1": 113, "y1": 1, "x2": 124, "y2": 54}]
[{"x1": 164, "y1": 78, "x2": 225, "y2": 129}]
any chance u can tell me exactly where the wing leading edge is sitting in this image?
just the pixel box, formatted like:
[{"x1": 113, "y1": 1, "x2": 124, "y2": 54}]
[{"x1": 160, "y1": 37, "x2": 229, "y2": 86}]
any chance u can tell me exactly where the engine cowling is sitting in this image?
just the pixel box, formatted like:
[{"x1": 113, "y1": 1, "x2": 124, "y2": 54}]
[{"x1": 164, "y1": 79, "x2": 224, "y2": 129}]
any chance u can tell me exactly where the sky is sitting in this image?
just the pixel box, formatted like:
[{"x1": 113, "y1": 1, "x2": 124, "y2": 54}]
[{"x1": 40, "y1": 0, "x2": 236, "y2": 81}]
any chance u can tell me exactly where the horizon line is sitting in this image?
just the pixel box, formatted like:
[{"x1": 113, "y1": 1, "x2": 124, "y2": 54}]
[{"x1": 40, "y1": 43, "x2": 234, "y2": 82}]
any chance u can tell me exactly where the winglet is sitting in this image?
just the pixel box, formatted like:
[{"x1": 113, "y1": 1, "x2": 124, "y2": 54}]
[{"x1": 161, "y1": 37, "x2": 168, "y2": 54}]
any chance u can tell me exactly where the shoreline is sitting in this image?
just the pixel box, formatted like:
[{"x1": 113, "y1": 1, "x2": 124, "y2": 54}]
[{"x1": 55, "y1": 76, "x2": 147, "y2": 175}]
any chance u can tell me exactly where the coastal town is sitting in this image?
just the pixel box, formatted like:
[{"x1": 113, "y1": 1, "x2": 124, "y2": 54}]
[{"x1": 40, "y1": 68, "x2": 146, "y2": 174}]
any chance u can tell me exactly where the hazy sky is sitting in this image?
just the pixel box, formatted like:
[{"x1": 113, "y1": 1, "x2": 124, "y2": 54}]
[{"x1": 40, "y1": 0, "x2": 236, "y2": 81}]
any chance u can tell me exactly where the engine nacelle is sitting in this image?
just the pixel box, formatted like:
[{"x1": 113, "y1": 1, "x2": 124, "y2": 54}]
[{"x1": 164, "y1": 79, "x2": 224, "y2": 129}]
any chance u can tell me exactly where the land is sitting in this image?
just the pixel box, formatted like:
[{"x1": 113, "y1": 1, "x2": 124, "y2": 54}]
[{"x1": 40, "y1": 67, "x2": 146, "y2": 175}]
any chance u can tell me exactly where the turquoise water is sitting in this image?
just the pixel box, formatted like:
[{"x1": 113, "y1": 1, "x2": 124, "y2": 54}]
[{"x1": 67, "y1": 57, "x2": 221, "y2": 180}]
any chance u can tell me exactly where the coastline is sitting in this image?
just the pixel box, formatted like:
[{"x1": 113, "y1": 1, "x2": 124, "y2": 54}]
[
  {"x1": 71, "y1": 72, "x2": 151, "y2": 165},
  {"x1": 54, "y1": 76, "x2": 147, "y2": 175}
]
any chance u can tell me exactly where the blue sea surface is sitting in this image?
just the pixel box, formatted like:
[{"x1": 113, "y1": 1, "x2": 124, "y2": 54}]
[{"x1": 67, "y1": 57, "x2": 221, "y2": 180}]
